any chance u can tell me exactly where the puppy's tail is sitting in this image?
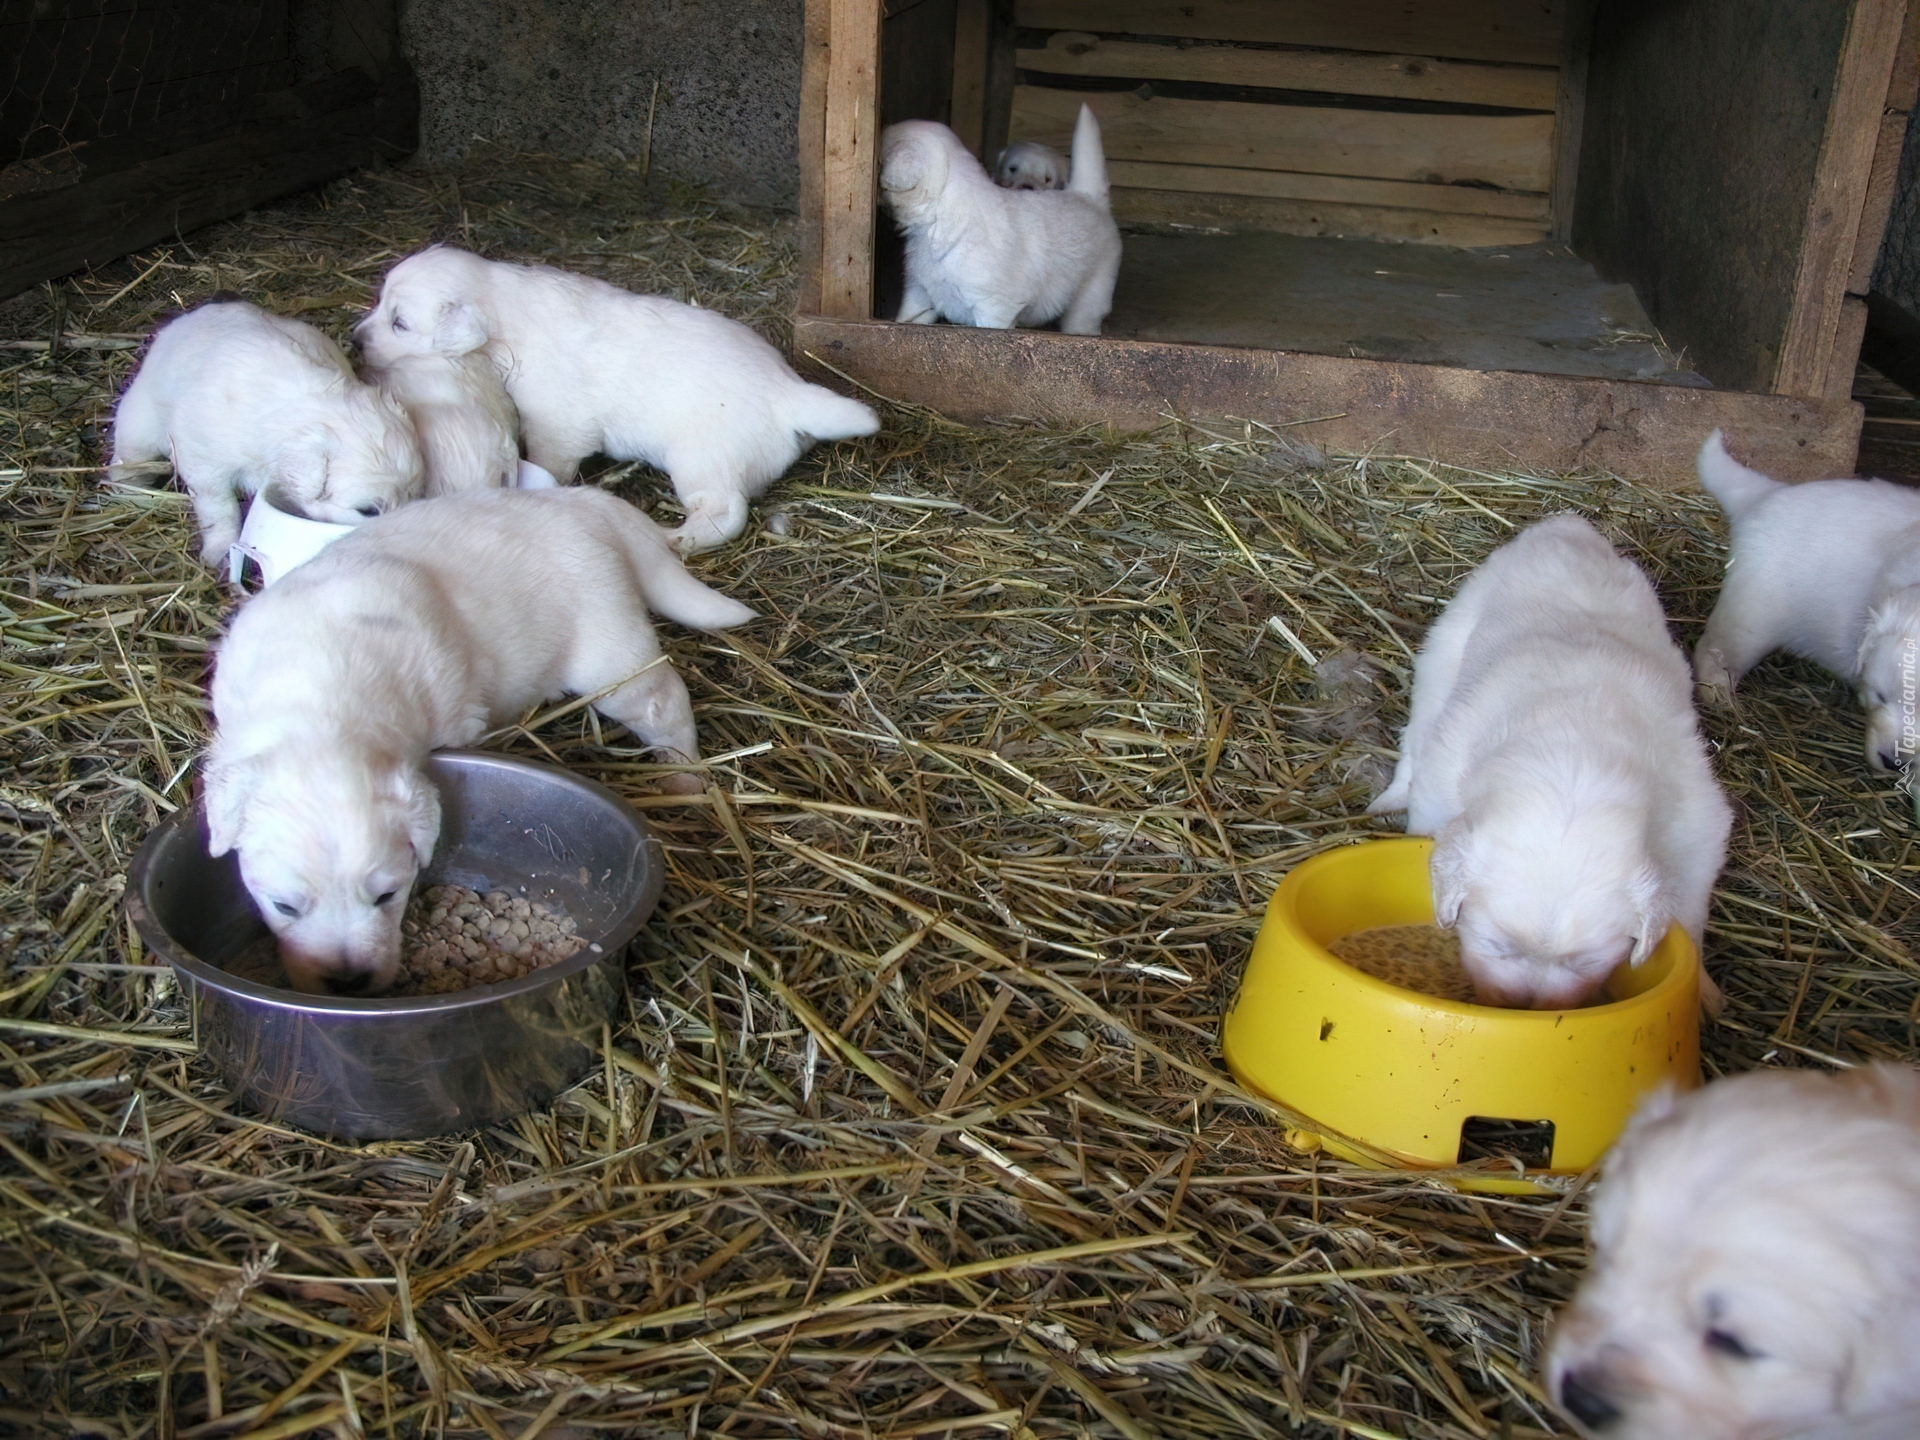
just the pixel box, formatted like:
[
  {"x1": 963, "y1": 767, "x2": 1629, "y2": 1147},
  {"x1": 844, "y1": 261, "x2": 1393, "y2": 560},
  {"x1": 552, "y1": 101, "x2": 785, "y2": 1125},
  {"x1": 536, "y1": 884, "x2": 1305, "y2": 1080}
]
[
  {"x1": 784, "y1": 381, "x2": 880, "y2": 443},
  {"x1": 1066, "y1": 103, "x2": 1110, "y2": 209},
  {"x1": 612, "y1": 504, "x2": 759, "y2": 631},
  {"x1": 1696, "y1": 429, "x2": 1781, "y2": 522}
]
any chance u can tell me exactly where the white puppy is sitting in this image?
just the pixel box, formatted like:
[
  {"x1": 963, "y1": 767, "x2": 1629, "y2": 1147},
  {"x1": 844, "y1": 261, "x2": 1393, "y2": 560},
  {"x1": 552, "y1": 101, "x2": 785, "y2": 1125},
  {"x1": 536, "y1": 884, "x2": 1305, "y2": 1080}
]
[
  {"x1": 1547, "y1": 1064, "x2": 1920, "y2": 1440},
  {"x1": 361, "y1": 351, "x2": 521, "y2": 495},
  {"x1": 881, "y1": 105, "x2": 1122, "y2": 335},
  {"x1": 1693, "y1": 430, "x2": 1920, "y2": 774},
  {"x1": 993, "y1": 140, "x2": 1067, "y2": 191},
  {"x1": 110, "y1": 299, "x2": 423, "y2": 564},
  {"x1": 1368, "y1": 515, "x2": 1732, "y2": 1009},
  {"x1": 355, "y1": 246, "x2": 879, "y2": 552},
  {"x1": 206, "y1": 487, "x2": 755, "y2": 995}
]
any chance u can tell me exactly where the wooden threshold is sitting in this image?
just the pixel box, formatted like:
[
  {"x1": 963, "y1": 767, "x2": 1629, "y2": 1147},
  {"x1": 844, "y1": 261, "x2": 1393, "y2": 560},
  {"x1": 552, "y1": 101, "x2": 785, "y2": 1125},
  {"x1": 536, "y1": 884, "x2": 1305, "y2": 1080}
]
[{"x1": 793, "y1": 315, "x2": 1862, "y2": 483}]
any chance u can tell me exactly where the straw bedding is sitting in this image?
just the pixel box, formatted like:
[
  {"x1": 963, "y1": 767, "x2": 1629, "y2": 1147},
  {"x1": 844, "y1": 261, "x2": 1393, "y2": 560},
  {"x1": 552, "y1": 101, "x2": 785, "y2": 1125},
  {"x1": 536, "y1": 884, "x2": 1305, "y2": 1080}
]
[{"x1": 1, "y1": 149, "x2": 1916, "y2": 1440}]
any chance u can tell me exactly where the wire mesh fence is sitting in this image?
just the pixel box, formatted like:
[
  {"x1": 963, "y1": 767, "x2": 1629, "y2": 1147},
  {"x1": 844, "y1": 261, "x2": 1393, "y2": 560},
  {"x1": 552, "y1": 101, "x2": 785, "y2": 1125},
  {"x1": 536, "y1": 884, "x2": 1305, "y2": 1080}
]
[
  {"x1": 1875, "y1": 105, "x2": 1920, "y2": 318},
  {"x1": 1, "y1": 1, "x2": 296, "y2": 173}
]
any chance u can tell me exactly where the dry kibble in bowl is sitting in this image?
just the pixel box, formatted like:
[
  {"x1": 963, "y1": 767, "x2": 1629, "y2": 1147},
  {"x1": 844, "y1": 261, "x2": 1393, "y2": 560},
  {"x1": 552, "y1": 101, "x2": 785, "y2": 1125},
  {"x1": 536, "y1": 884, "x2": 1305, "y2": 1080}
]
[
  {"x1": 398, "y1": 885, "x2": 586, "y2": 994},
  {"x1": 223, "y1": 884, "x2": 587, "y2": 995},
  {"x1": 1325, "y1": 924, "x2": 1477, "y2": 1003},
  {"x1": 1326, "y1": 924, "x2": 1615, "y2": 1008}
]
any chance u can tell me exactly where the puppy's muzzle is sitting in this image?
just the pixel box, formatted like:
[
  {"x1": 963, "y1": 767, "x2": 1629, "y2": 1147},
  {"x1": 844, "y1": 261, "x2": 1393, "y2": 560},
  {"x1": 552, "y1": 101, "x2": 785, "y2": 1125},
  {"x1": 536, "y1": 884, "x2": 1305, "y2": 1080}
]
[{"x1": 1558, "y1": 1369, "x2": 1622, "y2": 1430}]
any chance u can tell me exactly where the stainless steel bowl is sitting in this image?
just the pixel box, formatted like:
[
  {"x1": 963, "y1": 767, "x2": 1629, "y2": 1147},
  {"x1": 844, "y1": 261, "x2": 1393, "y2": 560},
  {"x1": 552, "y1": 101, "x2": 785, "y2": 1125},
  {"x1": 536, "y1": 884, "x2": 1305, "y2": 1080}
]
[{"x1": 125, "y1": 750, "x2": 663, "y2": 1142}]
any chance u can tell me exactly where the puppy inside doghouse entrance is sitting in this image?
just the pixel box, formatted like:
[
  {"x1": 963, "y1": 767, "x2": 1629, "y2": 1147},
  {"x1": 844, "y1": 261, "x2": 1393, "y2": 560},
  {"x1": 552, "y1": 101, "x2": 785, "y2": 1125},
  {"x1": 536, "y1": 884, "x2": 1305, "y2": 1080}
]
[{"x1": 875, "y1": 1, "x2": 1707, "y2": 389}]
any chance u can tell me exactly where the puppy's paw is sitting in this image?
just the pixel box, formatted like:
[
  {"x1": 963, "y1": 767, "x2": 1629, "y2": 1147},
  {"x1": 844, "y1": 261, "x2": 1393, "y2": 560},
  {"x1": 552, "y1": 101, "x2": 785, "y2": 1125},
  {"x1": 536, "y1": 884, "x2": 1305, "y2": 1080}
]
[
  {"x1": 655, "y1": 769, "x2": 707, "y2": 796},
  {"x1": 1699, "y1": 968, "x2": 1726, "y2": 1019},
  {"x1": 1694, "y1": 675, "x2": 1734, "y2": 707},
  {"x1": 1365, "y1": 774, "x2": 1411, "y2": 816},
  {"x1": 1692, "y1": 651, "x2": 1736, "y2": 703}
]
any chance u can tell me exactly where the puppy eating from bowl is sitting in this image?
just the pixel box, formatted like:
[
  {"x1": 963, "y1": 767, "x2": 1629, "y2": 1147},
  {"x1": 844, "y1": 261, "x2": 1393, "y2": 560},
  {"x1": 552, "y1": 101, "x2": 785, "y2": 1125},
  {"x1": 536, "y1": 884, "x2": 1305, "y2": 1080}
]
[
  {"x1": 1546, "y1": 1064, "x2": 1920, "y2": 1440},
  {"x1": 356, "y1": 245, "x2": 879, "y2": 553},
  {"x1": 880, "y1": 105, "x2": 1121, "y2": 335},
  {"x1": 206, "y1": 487, "x2": 755, "y2": 996},
  {"x1": 1368, "y1": 515, "x2": 1732, "y2": 1010},
  {"x1": 1693, "y1": 430, "x2": 1920, "y2": 779},
  {"x1": 110, "y1": 298, "x2": 424, "y2": 565}
]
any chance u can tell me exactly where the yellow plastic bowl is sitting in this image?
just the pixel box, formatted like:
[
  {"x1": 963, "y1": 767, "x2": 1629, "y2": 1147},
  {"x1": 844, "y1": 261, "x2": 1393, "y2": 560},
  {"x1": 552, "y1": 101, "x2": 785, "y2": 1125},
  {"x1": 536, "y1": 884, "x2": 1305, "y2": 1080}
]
[{"x1": 1223, "y1": 837, "x2": 1700, "y2": 1185}]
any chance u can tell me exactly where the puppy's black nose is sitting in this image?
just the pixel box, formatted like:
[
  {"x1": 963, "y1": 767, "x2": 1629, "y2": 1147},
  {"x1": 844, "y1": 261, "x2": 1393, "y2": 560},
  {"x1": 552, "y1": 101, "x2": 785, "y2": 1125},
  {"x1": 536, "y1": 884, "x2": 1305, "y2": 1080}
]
[
  {"x1": 1560, "y1": 1371, "x2": 1622, "y2": 1429},
  {"x1": 322, "y1": 972, "x2": 377, "y2": 997},
  {"x1": 1880, "y1": 748, "x2": 1909, "y2": 771}
]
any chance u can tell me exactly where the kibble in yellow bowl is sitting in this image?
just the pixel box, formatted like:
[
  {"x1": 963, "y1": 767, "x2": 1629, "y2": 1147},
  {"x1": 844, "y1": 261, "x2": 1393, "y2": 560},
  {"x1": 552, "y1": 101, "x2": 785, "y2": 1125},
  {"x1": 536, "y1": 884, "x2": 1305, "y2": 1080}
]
[{"x1": 1222, "y1": 837, "x2": 1701, "y2": 1189}]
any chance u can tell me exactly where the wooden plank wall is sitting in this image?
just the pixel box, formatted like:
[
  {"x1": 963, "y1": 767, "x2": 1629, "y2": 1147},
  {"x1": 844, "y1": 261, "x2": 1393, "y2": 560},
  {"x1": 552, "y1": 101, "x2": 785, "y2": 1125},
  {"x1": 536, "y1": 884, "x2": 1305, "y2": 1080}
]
[
  {"x1": 1574, "y1": 0, "x2": 1906, "y2": 396},
  {"x1": 1007, "y1": 2, "x2": 1565, "y2": 247}
]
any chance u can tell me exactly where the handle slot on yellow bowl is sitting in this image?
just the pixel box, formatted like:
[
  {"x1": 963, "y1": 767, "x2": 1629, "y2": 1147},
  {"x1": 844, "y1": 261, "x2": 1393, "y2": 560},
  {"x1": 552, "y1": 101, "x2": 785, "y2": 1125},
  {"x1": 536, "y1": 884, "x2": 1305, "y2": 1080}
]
[{"x1": 1223, "y1": 837, "x2": 1701, "y2": 1186}]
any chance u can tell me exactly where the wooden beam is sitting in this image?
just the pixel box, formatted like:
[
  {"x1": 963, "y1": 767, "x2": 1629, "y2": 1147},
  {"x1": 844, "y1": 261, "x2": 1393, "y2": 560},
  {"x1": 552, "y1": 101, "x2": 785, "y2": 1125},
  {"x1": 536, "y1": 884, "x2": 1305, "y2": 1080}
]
[
  {"x1": 793, "y1": 316, "x2": 1861, "y2": 484},
  {"x1": 1107, "y1": 160, "x2": 1547, "y2": 220},
  {"x1": 0, "y1": 66, "x2": 417, "y2": 302},
  {"x1": 981, "y1": 0, "x2": 1018, "y2": 163},
  {"x1": 1549, "y1": 0, "x2": 1596, "y2": 243},
  {"x1": 950, "y1": 0, "x2": 992, "y2": 156},
  {"x1": 1774, "y1": 0, "x2": 1908, "y2": 396},
  {"x1": 1824, "y1": 295, "x2": 1871, "y2": 401},
  {"x1": 1016, "y1": 0, "x2": 1567, "y2": 67},
  {"x1": 1016, "y1": 34, "x2": 1558, "y2": 111},
  {"x1": 1108, "y1": 186, "x2": 1547, "y2": 248},
  {"x1": 1012, "y1": 86, "x2": 1554, "y2": 192},
  {"x1": 820, "y1": 0, "x2": 883, "y2": 320},
  {"x1": 798, "y1": 0, "x2": 833, "y2": 317}
]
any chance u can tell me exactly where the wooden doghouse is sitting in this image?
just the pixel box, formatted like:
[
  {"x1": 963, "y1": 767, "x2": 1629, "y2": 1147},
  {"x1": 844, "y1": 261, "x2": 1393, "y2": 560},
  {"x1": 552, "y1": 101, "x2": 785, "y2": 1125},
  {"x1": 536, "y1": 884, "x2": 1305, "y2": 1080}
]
[{"x1": 795, "y1": 0, "x2": 1920, "y2": 481}]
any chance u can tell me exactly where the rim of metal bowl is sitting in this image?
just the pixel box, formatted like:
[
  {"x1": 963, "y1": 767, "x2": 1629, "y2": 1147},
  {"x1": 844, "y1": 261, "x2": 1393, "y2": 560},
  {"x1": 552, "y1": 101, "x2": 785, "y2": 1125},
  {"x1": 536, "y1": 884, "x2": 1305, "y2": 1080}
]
[{"x1": 124, "y1": 750, "x2": 664, "y2": 1017}]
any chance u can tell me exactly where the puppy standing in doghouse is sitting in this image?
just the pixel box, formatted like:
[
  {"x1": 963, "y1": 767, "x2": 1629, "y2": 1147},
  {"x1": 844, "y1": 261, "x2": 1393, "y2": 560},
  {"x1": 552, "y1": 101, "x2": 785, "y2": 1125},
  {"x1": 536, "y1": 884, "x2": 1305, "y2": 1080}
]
[
  {"x1": 1368, "y1": 515, "x2": 1732, "y2": 1009},
  {"x1": 1693, "y1": 430, "x2": 1920, "y2": 782},
  {"x1": 993, "y1": 140, "x2": 1068, "y2": 191},
  {"x1": 356, "y1": 246, "x2": 879, "y2": 552},
  {"x1": 1546, "y1": 1064, "x2": 1920, "y2": 1440},
  {"x1": 880, "y1": 104, "x2": 1122, "y2": 335},
  {"x1": 110, "y1": 298, "x2": 424, "y2": 565},
  {"x1": 206, "y1": 487, "x2": 756, "y2": 996}
]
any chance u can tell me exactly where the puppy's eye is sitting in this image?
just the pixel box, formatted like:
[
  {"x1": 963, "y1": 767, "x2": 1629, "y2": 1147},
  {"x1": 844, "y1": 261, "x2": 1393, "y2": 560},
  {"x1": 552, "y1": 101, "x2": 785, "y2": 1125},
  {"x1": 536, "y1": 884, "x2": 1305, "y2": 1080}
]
[
  {"x1": 1868, "y1": 691, "x2": 1887, "y2": 707},
  {"x1": 392, "y1": 316, "x2": 409, "y2": 332},
  {"x1": 374, "y1": 890, "x2": 397, "y2": 906},
  {"x1": 1705, "y1": 1328, "x2": 1762, "y2": 1360},
  {"x1": 356, "y1": 505, "x2": 381, "y2": 518},
  {"x1": 272, "y1": 900, "x2": 301, "y2": 918}
]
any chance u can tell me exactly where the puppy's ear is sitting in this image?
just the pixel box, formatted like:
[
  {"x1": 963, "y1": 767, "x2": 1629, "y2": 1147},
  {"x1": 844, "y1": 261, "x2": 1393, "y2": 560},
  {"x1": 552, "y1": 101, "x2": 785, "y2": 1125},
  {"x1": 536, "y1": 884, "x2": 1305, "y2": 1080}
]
[
  {"x1": 204, "y1": 751, "x2": 256, "y2": 858},
  {"x1": 432, "y1": 299, "x2": 488, "y2": 356},
  {"x1": 1628, "y1": 862, "x2": 1670, "y2": 966},
  {"x1": 881, "y1": 135, "x2": 946, "y2": 197},
  {"x1": 389, "y1": 765, "x2": 442, "y2": 866},
  {"x1": 1429, "y1": 820, "x2": 1474, "y2": 928},
  {"x1": 268, "y1": 428, "x2": 332, "y2": 508}
]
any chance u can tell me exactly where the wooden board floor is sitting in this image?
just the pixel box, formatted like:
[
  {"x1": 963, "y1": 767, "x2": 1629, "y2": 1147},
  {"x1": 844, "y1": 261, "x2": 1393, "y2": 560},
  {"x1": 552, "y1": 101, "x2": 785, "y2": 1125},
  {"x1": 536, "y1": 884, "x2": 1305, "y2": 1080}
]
[{"x1": 1102, "y1": 230, "x2": 1712, "y2": 387}]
